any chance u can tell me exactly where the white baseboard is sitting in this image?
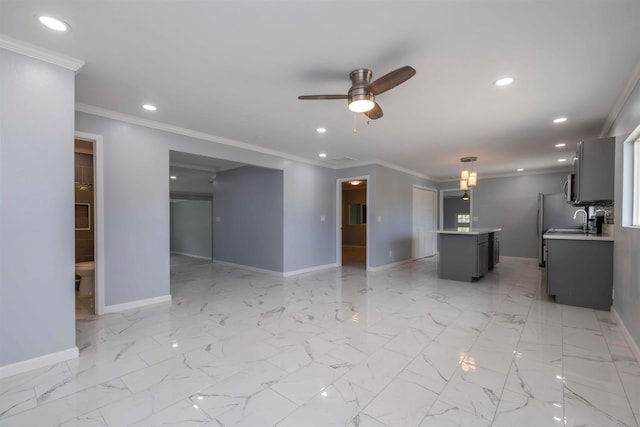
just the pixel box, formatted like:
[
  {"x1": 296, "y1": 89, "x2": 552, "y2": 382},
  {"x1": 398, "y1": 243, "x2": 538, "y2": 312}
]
[
  {"x1": 213, "y1": 260, "x2": 282, "y2": 276},
  {"x1": 0, "y1": 346, "x2": 79, "y2": 379},
  {"x1": 103, "y1": 294, "x2": 172, "y2": 314},
  {"x1": 367, "y1": 259, "x2": 413, "y2": 272},
  {"x1": 612, "y1": 307, "x2": 640, "y2": 364},
  {"x1": 170, "y1": 251, "x2": 212, "y2": 260},
  {"x1": 283, "y1": 263, "x2": 338, "y2": 277}
]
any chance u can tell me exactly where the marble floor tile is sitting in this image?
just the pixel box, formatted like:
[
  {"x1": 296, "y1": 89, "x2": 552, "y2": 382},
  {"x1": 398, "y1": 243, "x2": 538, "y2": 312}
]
[
  {"x1": 504, "y1": 356, "x2": 563, "y2": 402},
  {"x1": 2, "y1": 255, "x2": 639, "y2": 426},
  {"x1": 277, "y1": 378, "x2": 374, "y2": 426},
  {"x1": 564, "y1": 383, "x2": 638, "y2": 427},
  {"x1": 361, "y1": 376, "x2": 438, "y2": 426},
  {"x1": 270, "y1": 361, "x2": 345, "y2": 405},
  {"x1": 208, "y1": 388, "x2": 296, "y2": 427},
  {"x1": 131, "y1": 398, "x2": 211, "y2": 427},
  {"x1": 492, "y1": 388, "x2": 564, "y2": 427},
  {"x1": 437, "y1": 364, "x2": 506, "y2": 422},
  {"x1": 419, "y1": 400, "x2": 490, "y2": 427}
]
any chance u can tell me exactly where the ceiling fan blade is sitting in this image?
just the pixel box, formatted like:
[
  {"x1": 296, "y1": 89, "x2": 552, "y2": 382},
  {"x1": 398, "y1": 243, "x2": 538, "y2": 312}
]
[
  {"x1": 364, "y1": 103, "x2": 383, "y2": 120},
  {"x1": 298, "y1": 95, "x2": 349, "y2": 100},
  {"x1": 367, "y1": 66, "x2": 416, "y2": 96}
]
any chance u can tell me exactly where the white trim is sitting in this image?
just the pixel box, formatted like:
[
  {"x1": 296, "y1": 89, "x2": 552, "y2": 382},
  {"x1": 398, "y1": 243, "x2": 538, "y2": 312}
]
[
  {"x1": 0, "y1": 347, "x2": 78, "y2": 379},
  {"x1": 170, "y1": 251, "x2": 212, "y2": 260},
  {"x1": 213, "y1": 260, "x2": 282, "y2": 276},
  {"x1": 0, "y1": 34, "x2": 84, "y2": 71},
  {"x1": 336, "y1": 175, "x2": 370, "y2": 270},
  {"x1": 367, "y1": 259, "x2": 413, "y2": 272},
  {"x1": 601, "y1": 56, "x2": 640, "y2": 137},
  {"x1": 612, "y1": 307, "x2": 640, "y2": 364},
  {"x1": 283, "y1": 263, "x2": 338, "y2": 277},
  {"x1": 75, "y1": 131, "x2": 105, "y2": 315},
  {"x1": 336, "y1": 160, "x2": 436, "y2": 181},
  {"x1": 103, "y1": 295, "x2": 172, "y2": 314},
  {"x1": 76, "y1": 103, "x2": 330, "y2": 169}
]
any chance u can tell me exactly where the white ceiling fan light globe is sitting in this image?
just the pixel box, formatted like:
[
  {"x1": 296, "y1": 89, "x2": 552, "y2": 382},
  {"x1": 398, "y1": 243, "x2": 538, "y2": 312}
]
[{"x1": 348, "y1": 99, "x2": 375, "y2": 113}]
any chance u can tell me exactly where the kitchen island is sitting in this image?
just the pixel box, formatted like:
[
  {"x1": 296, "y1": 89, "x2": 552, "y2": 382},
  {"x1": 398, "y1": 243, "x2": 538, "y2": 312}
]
[{"x1": 436, "y1": 228, "x2": 501, "y2": 282}]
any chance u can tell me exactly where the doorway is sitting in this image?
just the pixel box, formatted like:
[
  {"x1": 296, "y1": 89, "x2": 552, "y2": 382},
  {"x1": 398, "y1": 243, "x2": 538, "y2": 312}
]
[
  {"x1": 440, "y1": 188, "x2": 473, "y2": 229},
  {"x1": 412, "y1": 186, "x2": 437, "y2": 259},
  {"x1": 73, "y1": 131, "x2": 104, "y2": 317},
  {"x1": 336, "y1": 176, "x2": 369, "y2": 269}
]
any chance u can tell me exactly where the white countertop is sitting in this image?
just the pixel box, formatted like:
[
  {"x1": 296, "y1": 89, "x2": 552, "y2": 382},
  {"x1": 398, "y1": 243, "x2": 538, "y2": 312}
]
[
  {"x1": 437, "y1": 227, "x2": 502, "y2": 235},
  {"x1": 543, "y1": 232, "x2": 614, "y2": 242}
]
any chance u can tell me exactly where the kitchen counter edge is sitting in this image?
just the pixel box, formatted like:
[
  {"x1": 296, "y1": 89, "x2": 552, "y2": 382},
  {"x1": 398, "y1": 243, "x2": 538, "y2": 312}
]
[
  {"x1": 543, "y1": 233, "x2": 614, "y2": 241},
  {"x1": 437, "y1": 228, "x2": 502, "y2": 235}
]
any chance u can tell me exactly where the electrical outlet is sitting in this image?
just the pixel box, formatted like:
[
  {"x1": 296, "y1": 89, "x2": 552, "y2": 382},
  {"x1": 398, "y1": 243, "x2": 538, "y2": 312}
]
[
  {"x1": 320, "y1": 215, "x2": 325, "y2": 222},
  {"x1": 215, "y1": 217, "x2": 221, "y2": 222},
  {"x1": 389, "y1": 250, "x2": 393, "y2": 257},
  {"x1": 377, "y1": 216, "x2": 382, "y2": 223}
]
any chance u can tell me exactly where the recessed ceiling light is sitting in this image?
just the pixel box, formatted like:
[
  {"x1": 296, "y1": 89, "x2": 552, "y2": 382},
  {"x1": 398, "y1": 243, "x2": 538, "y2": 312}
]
[
  {"x1": 318, "y1": 153, "x2": 327, "y2": 158},
  {"x1": 555, "y1": 143, "x2": 566, "y2": 148},
  {"x1": 170, "y1": 175, "x2": 177, "y2": 180},
  {"x1": 557, "y1": 158, "x2": 567, "y2": 162},
  {"x1": 316, "y1": 127, "x2": 327, "y2": 133},
  {"x1": 517, "y1": 168, "x2": 524, "y2": 172},
  {"x1": 494, "y1": 77, "x2": 514, "y2": 86},
  {"x1": 143, "y1": 104, "x2": 157, "y2": 111},
  {"x1": 553, "y1": 117, "x2": 567, "y2": 123},
  {"x1": 39, "y1": 16, "x2": 69, "y2": 32}
]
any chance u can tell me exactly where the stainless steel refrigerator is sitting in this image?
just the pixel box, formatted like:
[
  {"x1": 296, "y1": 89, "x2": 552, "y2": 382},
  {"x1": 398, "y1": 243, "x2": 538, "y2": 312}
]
[{"x1": 537, "y1": 193, "x2": 585, "y2": 266}]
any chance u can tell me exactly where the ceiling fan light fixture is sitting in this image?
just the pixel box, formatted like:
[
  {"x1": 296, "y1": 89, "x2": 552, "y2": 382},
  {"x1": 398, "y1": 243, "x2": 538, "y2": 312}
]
[{"x1": 348, "y1": 95, "x2": 375, "y2": 113}]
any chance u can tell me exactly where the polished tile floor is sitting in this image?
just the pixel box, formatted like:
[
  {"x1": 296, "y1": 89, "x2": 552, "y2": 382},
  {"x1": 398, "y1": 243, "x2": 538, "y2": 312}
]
[{"x1": 1, "y1": 255, "x2": 639, "y2": 426}]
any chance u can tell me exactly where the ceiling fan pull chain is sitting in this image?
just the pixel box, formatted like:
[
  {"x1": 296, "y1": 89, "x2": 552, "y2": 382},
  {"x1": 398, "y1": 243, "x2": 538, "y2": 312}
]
[{"x1": 353, "y1": 112, "x2": 357, "y2": 134}]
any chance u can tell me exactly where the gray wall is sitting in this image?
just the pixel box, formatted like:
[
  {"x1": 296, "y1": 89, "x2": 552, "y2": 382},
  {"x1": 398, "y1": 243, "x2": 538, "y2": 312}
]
[
  {"x1": 338, "y1": 165, "x2": 437, "y2": 268},
  {"x1": 611, "y1": 76, "x2": 640, "y2": 349},
  {"x1": 77, "y1": 111, "x2": 336, "y2": 284},
  {"x1": 441, "y1": 172, "x2": 569, "y2": 258},
  {"x1": 170, "y1": 200, "x2": 212, "y2": 259},
  {"x1": 76, "y1": 113, "x2": 171, "y2": 306},
  {"x1": 213, "y1": 166, "x2": 283, "y2": 271},
  {"x1": 0, "y1": 51, "x2": 76, "y2": 366}
]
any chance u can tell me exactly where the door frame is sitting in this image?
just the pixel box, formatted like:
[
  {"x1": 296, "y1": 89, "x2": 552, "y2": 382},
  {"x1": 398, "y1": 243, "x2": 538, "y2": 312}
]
[
  {"x1": 74, "y1": 131, "x2": 105, "y2": 315},
  {"x1": 412, "y1": 185, "x2": 438, "y2": 259},
  {"x1": 336, "y1": 175, "x2": 370, "y2": 270},
  {"x1": 439, "y1": 187, "x2": 473, "y2": 229}
]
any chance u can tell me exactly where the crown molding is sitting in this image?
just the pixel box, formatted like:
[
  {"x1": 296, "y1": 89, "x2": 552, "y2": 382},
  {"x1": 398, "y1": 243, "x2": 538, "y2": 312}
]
[
  {"x1": 0, "y1": 34, "x2": 84, "y2": 72},
  {"x1": 336, "y1": 160, "x2": 436, "y2": 181},
  {"x1": 75, "y1": 103, "x2": 334, "y2": 169},
  {"x1": 437, "y1": 166, "x2": 571, "y2": 184},
  {"x1": 601, "y1": 55, "x2": 640, "y2": 137}
]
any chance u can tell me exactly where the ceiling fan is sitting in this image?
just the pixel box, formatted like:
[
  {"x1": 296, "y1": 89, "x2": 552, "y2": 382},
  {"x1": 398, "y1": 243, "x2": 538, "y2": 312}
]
[{"x1": 298, "y1": 66, "x2": 416, "y2": 120}]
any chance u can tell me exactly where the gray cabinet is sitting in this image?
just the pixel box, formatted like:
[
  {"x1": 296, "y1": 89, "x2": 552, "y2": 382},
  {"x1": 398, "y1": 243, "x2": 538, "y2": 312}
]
[
  {"x1": 574, "y1": 137, "x2": 615, "y2": 204},
  {"x1": 545, "y1": 239, "x2": 613, "y2": 310},
  {"x1": 439, "y1": 233, "x2": 489, "y2": 282},
  {"x1": 488, "y1": 231, "x2": 500, "y2": 270}
]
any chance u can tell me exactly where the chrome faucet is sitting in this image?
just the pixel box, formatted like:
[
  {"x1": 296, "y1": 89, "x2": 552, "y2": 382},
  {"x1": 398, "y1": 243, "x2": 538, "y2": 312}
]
[{"x1": 573, "y1": 209, "x2": 588, "y2": 232}]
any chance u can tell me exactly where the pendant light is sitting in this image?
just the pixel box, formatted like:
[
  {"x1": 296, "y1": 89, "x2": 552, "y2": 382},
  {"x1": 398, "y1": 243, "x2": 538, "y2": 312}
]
[
  {"x1": 462, "y1": 191, "x2": 470, "y2": 201},
  {"x1": 459, "y1": 157, "x2": 478, "y2": 190}
]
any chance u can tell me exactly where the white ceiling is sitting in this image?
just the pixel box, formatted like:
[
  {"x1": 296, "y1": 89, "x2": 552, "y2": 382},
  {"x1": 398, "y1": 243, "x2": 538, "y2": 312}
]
[{"x1": 2, "y1": 1, "x2": 640, "y2": 180}]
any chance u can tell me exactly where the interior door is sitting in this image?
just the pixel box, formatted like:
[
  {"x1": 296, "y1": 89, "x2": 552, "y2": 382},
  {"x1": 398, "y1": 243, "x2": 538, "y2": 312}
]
[{"x1": 413, "y1": 187, "x2": 437, "y2": 259}]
